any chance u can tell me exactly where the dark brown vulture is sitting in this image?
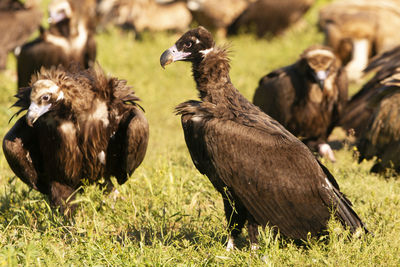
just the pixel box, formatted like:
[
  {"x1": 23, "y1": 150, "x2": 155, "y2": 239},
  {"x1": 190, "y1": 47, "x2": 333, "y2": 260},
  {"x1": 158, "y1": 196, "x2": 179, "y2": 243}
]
[
  {"x1": 318, "y1": 0, "x2": 400, "y2": 82},
  {"x1": 357, "y1": 71, "x2": 400, "y2": 174},
  {"x1": 3, "y1": 64, "x2": 149, "y2": 214},
  {"x1": 340, "y1": 46, "x2": 400, "y2": 137},
  {"x1": 253, "y1": 46, "x2": 348, "y2": 162},
  {"x1": 160, "y1": 27, "x2": 367, "y2": 249},
  {"x1": 227, "y1": 0, "x2": 314, "y2": 38},
  {"x1": 0, "y1": 0, "x2": 42, "y2": 70},
  {"x1": 17, "y1": 0, "x2": 97, "y2": 88}
]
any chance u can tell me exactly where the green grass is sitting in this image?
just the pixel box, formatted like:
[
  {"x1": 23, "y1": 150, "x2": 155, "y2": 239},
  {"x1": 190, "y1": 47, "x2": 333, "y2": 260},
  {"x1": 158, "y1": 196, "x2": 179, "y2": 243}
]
[{"x1": 1, "y1": 0, "x2": 400, "y2": 265}]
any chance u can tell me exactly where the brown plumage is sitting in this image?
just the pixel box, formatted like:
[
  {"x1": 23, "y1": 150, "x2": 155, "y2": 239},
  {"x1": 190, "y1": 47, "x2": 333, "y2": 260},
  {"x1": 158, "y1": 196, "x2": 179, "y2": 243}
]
[
  {"x1": 228, "y1": 0, "x2": 314, "y2": 38},
  {"x1": 96, "y1": 0, "x2": 192, "y2": 34},
  {"x1": 160, "y1": 27, "x2": 367, "y2": 248},
  {"x1": 340, "y1": 46, "x2": 400, "y2": 137},
  {"x1": 3, "y1": 64, "x2": 149, "y2": 214},
  {"x1": 17, "y1": 0, "x2": 97, "y2": 88},
  {"x1": 187, "y1": 0, "x2": 249, "y2": 38},
  {"x1": 253, "y1": 46, "x2": 348, "y2": 162},
  {"x1": 0, "y1": 0, "x2": 42, "y2": 70},
  {"x1": 318, "y1": 0, "x2": 400, "y2": 81},
  {"x1": 357, "y1": 72, "x2": 400, "y2": 174}
]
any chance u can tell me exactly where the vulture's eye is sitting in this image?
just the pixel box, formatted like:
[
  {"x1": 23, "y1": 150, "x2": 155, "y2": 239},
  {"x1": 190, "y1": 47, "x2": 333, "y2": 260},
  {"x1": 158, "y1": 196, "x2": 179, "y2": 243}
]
[
  {"x1": 41, "y1": 94, "x2": 51, "y2": 102},
  {"x1": 183, "y1": 41, "x2": 192, "y2": 49}
]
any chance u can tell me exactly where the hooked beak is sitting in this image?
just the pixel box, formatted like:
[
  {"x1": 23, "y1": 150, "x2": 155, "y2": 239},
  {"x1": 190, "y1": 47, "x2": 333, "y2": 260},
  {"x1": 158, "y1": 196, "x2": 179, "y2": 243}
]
[
  {"x1": 160, "y1": 44, "x2": 191, "y2": 68},
  {"x1": 314, "y1": 70, "x2": 327, "y2": 90},
  {"x1": 26, "y1": 102, "x2": 51, "y2": 127}
]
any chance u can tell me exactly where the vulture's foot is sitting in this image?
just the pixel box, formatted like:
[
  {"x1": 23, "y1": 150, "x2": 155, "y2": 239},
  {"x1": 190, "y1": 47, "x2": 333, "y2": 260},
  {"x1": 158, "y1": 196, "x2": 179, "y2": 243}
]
[
  {"x1": 226, "y1": 236, "x2": 236, "y2": 251},
  {"x1": 50, "y1": 181, "x2": 76, "y2": 217}
]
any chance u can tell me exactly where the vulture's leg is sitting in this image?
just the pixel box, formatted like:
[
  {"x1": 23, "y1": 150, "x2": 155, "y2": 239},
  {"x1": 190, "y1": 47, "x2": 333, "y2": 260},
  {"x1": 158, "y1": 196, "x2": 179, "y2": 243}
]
[
  {"x1": 306, "y1": 139, "x2": 336, "y2": 162},
  {"x1": 50, "y1": 181, "x2": 76, "y2": 216},
  {"x1": 247, "y1": 214, "x2": 260, "y2": 250},
  {"x1": 345, "y1": 39, "x2": 369, "y2": 82},
  {"x1": 223, "y1": 198, "x2": 247, "y2": 251},
  {"x1": 318, "y1": 143, "x2": 336, "y2": 162},
  {"x1": 3, "y1": 117, "x2": 40, "y2": 191}
]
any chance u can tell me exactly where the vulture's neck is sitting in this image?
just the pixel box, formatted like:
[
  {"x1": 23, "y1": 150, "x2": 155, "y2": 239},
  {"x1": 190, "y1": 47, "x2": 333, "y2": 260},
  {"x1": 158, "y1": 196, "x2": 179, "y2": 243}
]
[{"x1": 192, "y1": 48, "x2": 243, "y2": 106}]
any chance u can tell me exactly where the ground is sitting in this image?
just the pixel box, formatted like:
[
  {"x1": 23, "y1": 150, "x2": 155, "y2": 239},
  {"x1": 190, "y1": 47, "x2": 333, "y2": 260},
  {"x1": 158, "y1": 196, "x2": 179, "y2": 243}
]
[{"x1": 0, "y1": 0, "x2": 399, "y2": 265}]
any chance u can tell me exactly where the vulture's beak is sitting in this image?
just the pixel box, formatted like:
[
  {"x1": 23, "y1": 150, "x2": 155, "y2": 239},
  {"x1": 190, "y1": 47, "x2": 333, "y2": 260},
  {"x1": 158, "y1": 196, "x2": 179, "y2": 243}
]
[
  {"x1": 160, "y1": 44, "x2": 191, "y2": 68},
  {"x1": 314, "y1": 70, "x2": 328, "y2": 90},
  {"x1": 26, "y1": 102, "x2": 51, "y2": 127}
]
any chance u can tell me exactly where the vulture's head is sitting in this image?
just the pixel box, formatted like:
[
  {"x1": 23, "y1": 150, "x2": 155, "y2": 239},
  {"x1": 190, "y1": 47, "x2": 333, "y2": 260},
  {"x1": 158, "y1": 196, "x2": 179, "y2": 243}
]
[
  {"x1": 301, "y1": 46, "x2": 336, "y2": 90},
  {"x1": 48, "y1": 0, "x2": 72, "y2": 24},
  {"x1": 160, "y1": 26, "x2": 215, "y2": 68},
  {"x1": 26, "y1": 79, "x2": 64, "y2": 127}
]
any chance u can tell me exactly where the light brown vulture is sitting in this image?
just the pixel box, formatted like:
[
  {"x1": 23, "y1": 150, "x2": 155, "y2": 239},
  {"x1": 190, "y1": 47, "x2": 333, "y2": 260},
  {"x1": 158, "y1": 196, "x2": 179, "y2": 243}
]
[
  {"x1": 17, "y1": 0, "x2": 97, "y2": 88},
  {"x1": 340, "y1": 45, "x2": 400, "y2": 137},
  {"x1": 318, "y1": 0, "x2": 400, "y2": 82},
  {"x1": 96, "y1": 0, "x2": 192, "y2": 34},
  {"x1": 0, "y1": 0, "x2": 42, "y2": 70},
  {"x1": 253, "y1": 45, "x2": 348, "y2": 162},
  {"x1": 3, "y1": 64, "x2": 149, "y2": 214},
  {"x1": 160, "y1": 27, "x2": 367, "y2": 249},
  {"x1": 357, "y1": 71, "x2": 400, "y2": 174},
  {"x1": 228, "y1": 0, "x2": 314, "y2": 38},
  {"x1": 186, "y1": 0, "x2": 250, "y2": 38}
]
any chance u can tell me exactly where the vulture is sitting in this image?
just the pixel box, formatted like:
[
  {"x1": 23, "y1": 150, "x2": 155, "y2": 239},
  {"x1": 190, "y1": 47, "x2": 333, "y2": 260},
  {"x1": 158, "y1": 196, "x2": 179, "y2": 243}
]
[
  {"x1": 253, "y1": 45, "x2": 348, "y2": 162},
  {"x1": 0, "y1": 0, "x2": 42, "y2": 70},
  {"x1": 17, "y1": 0, "x2": 97, "y2": 88},
  {"x1": 160, "y1": 27, "x2": 367, "y2": 249},
  {"x1": 186, "y1": 0, "x2": 249, "y2": 38},
  {"x1": 96, "y1": 0, "x2": 192, "y2": 34},
  {"x1": 340, "y1": 46, "x2": 400, "y2": 137},
  {"x1": 318, "y1": 0, "x2": 400, "y2": 82},
  {"x1": 3, "y1": 64, "x2": 149, "y2": 214},
  {"x1": 228, "y1": 0, "x2": 314, "y2": 38},
  {"x1": 357, "y1": 71, "x2": 400, "y2": 174}
]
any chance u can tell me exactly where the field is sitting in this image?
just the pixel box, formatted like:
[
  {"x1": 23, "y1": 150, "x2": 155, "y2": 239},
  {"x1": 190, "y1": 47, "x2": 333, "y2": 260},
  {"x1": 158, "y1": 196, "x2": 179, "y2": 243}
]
[{"x1": 1, "y1": 0, "x2": 400, "y2": 265}]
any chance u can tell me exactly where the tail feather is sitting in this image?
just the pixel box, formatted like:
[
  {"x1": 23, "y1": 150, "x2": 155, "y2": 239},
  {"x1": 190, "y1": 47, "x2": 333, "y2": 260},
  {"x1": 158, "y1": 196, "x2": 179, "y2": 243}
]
[{"x1": 333, "y1": 186, "x2": 369, "y2": 235}]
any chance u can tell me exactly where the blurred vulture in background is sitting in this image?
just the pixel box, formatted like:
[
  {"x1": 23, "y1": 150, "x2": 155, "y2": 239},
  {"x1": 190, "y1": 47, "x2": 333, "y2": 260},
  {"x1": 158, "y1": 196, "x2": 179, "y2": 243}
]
[
  {"x1": 186, "y1": 0, "x2": 250, "y2": 38},
  {"x1": 228, "y1": 0, "x2": 314, "y2": 38},
  {"x1": 160, "y1": 27, "x2": 367, "y2": 249},
  {"x1": 340, "y1": 46, "x2": 400, "y2": 137},
  {"x1": 357, "y1": 71, "x2": 400, "y2": 174},
  {"x1": 96, "y1": 0, "x2": 192, "y2": 35},
  {"x1": 3, "y1": 64, "x2": 149, "y2": 214},
  {"x1": 319, "y1": 0, "x2": 400, "y2": 82},
  {"x1": 17, "y1": 0, "x2": 97, "y2": 87},
  {"x1": 253, "y1": 46, "x2": 347, "y2": 162},
  {"x1": 0, "y1": 0, "x2": 42, "y2": 70}
]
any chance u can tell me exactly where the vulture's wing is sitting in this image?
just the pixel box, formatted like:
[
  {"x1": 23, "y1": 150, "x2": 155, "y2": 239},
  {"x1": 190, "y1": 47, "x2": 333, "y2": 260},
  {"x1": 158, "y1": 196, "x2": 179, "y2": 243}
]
[
  {"x1": 358, "y1": 77, "x2": 400, "y2": 166},
  {"x1": 124, "y1": 107, "x2": 149, "y2": 175},
  {"x1": 335, "y1": 67, "x2": 348, "y2": 119},
  {"x1": 111, "y1": 106, "x2": 149, "y2": 185},
  {"x1": 180, "y1": 104, "x2": 364, "y2": 239},
  {"x1": 3, "y1": 117, "x2": 44, "y2": 193},
  {"x1": 253, "y1": 67, "x2": 296, "y2": 125}
]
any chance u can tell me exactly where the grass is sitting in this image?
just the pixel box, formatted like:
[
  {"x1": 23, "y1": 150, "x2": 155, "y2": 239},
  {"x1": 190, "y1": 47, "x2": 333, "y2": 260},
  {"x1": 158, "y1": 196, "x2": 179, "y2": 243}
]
[{"x1": 1, "y1": 0, "x2": 400, "y2": 265}]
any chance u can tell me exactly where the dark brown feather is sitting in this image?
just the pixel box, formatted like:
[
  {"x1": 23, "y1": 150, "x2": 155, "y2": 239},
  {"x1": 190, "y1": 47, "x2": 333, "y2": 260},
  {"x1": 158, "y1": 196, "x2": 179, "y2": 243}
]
[
  {"x1": 163, "y1": 27, "x2": 367, "y2": 244},
  {"x1": 253, "y1": 45, "x2": 348, "y2": 157},
  {"x1": 340, "y1": 46, "x2": 400, "y2": 137},
  {"x1": 17, "y1": 0, "x2": 97, "y2": 87},
  {"x1": 0, "y1": 0, "x2": 42, "y2": 70},
  {"x1": 357, "y1": 72, "x2": 400, "y2": 174},
  {"x1": 3, "y1": 64, "x2": 149, "y2": 214}
]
